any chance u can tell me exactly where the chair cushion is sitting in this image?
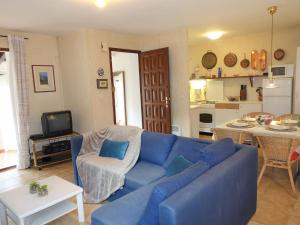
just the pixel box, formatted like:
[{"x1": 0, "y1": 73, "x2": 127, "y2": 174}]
[
  {"x1": 99, "y1": 139, "x2": 129, "y2": 160},
  {"x1": 163, "y1": 137, "x2": 209, "y2": 168},
  {"x1": 125, "y1": 161, "x2": 166, "y2": 190},
  {"x1": 201, "y1": 138, "x2": 236, "y2": 166},
  {"x1": 140, "y1": 131, "x2": 177, "y2": 166},
  {"x1": 165, "y1": 155, "x2": 193, "y2": 176},
  {"x1": 139, "y1": 160, "x2": 210, "y2": 225}
]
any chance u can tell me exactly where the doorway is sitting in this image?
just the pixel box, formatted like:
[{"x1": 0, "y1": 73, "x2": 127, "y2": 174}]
[
  {"x1": 109, "y1": 47, "x2": 172, "y2": 133},
  {"x1": 110, "y1": 49, "x2": 143, "y2": 128},
  {"x1": 0, "y1": 51, "x2": 17, "y2": 171}
]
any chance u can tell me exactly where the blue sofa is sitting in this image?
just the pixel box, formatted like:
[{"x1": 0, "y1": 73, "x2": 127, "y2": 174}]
[{"x1": 71, "y1": 131, "x2": 257, "y2": 225}]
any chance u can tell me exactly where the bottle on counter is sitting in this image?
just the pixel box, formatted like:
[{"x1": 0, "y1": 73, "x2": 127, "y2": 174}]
[
  {"x1": 218, "y1": 67, "x2": 222, "y2": 78},
  {"x1": 240, "y1": 85, "x2": 247, "y2": 101}
]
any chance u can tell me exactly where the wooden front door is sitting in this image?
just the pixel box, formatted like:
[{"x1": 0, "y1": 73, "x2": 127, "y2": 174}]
[{"x1": 140, "y1": 48, "x2": 171, "y2": 133}]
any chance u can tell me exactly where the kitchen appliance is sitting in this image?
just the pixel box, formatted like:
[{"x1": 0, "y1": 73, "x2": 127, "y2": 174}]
[
  {"x1": 294, "y1": 47, "x2": 300, "y2": 114},
  {"x1": 268, "y1": 64, "x2": 294, "y2": 78},
  {"x1": 263, "y1": 78, "x2": 293, "y2": 116},
  {"x1": 198, "y1": 104, "x2": 215, "y2": 134}
]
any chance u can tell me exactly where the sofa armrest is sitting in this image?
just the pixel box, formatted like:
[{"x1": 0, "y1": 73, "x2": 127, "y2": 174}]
[
  {"x1": 159, "y1": 146, "x2": 258, "y2": 225},
  {"x1": 71, "y1": 135, "x2": 83, "y2": 186}
]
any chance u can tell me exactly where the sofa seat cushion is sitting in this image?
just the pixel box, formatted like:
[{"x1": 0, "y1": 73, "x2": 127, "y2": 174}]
[
  {"x1": 163, "y1": 137, "x2": 209, "y2": 168},
  {"x1": 140, "y1": 131, "x2": 177, "y2": 166},
  {"x1": 139, "y1": 160, "x2": 210, "y2": 225},
  {"x1": 201, "y1": 138, "x2": 236, "y2": 166},
  {"x1": 125, "y1": 161, "x2": 166, "y2": 190}
]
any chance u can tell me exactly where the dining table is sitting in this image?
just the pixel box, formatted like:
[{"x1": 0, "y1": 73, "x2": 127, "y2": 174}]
[{"x1": 215, "y1": 119, "x2": 300, "y2": 138}]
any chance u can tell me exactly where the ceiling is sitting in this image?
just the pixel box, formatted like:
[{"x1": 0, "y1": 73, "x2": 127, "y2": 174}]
[{"x1": 0, "y1": 0, "x2": 299, "y2": 43}]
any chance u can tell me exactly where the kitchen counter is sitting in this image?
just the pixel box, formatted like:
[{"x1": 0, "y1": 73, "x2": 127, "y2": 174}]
[{"x1": 190, "y1": 101, "x2": 262, "y2": 109}]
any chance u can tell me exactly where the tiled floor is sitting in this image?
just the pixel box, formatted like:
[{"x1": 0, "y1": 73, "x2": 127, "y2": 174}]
[
  {"x1": 0, "y1": 150, "x2": 17, "y2": 170},
  {"x1": 0, "y1": 157, "x2": 300, "y2": 225}
]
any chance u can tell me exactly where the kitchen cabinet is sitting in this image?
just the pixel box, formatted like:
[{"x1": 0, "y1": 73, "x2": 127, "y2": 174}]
[
  {"x1": 215, "y1": 103, "x2": 239, "y2": 126},
  {"x1": 215, "y1": 102, "x2": 262, "y2": 126},
  {"x1": 239, "y1": 103, "x2": 262, "y2": 117},
  {"x1": 215, "y1": 109, "x2": 240, "y2": 126}
]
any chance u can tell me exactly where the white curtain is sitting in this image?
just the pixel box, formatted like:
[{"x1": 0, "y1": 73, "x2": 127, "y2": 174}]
[{"x1": 8, "y1": 35, "x2": 30, "y2": 169}]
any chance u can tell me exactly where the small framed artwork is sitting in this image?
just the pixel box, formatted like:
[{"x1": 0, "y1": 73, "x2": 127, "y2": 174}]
[
  {"x1": 32, "y1": 65, "x2": 56, "y2": 93},
  {"x1": 97, "y1": 79, "x2": 108, "y2": 89}
]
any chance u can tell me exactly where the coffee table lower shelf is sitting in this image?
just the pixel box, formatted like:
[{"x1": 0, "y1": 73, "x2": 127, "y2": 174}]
[{"x1": 8, "y1": 200, "x2": 77, "y2": 225}]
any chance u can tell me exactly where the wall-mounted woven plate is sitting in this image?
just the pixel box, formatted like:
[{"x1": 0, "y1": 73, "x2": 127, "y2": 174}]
[
  {"x1": 274, "y1": 48, "x2": 285, "y2": 61},
  {"x1": 202, "y1": 51, "x2": 217, "y2": 70},
  {"x1": 224, "y1": 53, "x2": 237, "y2": 67}
]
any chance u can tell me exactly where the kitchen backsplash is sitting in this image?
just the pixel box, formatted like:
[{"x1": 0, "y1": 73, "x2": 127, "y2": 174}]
[{"x1": 190, "y1": 76, "x2": 263, "y2": 102}]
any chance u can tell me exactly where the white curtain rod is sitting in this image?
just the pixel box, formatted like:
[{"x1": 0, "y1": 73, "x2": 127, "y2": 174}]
[{"x1": 0, "y1": 35, "x2": 29, "y2": 40}]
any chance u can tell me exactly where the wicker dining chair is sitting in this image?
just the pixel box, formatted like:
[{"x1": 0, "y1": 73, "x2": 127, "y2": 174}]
[
  {"x1": 246, "y1": 112, "x2": 275, "y2": 118},
  {"x1": 212, "y1": 128, "x2": 254, "y2": 145},
  {"x1": 276, "y1": 114, "x2": 300, "y2": 121},
  {"x1": 256, "y1": 135, "x2": 300, "y2": 193}
]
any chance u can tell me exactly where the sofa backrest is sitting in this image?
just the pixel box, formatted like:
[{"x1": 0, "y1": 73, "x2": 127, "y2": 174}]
[
  {"x1": 140, "y1": 131, "x2": 177, "y2": 166},
  {"x1": 163, "y1": 136, "x2": 211, "y2": 168}
]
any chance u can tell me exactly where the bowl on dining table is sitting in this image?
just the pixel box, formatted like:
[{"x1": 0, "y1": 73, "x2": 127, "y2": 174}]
[
  {"x1": 231, "y1": 121, "x2": 249, "y2": 127},
  {"x1": 242, "y1": 117, "x2": 256, "y2": 122},
  {"x1": 281, "y1": 119, "x2": 298, "y2": 125},
  {"x1": 256, "y1": 115, "x2": 273, "y2": 126},
  {"x1": 269, "y1": 124, "x2": 289, "y2": 131}
]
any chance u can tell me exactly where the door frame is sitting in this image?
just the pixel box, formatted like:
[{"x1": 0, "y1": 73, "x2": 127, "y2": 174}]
[{"x1": 108, "y1": 48, "x2": 144, "y2": 127}]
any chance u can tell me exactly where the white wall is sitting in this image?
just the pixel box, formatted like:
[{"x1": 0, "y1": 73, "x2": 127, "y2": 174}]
[
  {"x1": 0, "y1": 28, "x2": 65, "y2": 134},
  {"x1": 111, "y1": 51, "x2": 142, "y2": 127},
  {"x1": 59, "y1": 29, "x2": 141, "y2": 133},
  {"x1": 59, "y1": 28, "x2": 191, "y2": 137}
]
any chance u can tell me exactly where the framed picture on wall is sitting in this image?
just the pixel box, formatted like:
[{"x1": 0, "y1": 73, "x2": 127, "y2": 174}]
[
  {"x1": 32, "y1": 65, "x2": 56, "y2": 93},
  {"x1": 97, "y1": 79, "x2": 108, "y2": 89}
]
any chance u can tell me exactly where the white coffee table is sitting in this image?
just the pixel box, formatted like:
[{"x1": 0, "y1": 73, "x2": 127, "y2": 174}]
[{"x1": 0, "y1": 176, "x2": 84, "y2": 225}]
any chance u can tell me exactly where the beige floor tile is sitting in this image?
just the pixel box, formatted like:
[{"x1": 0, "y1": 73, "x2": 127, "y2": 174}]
[{"x1": 0, "y1": 155, "x2": 300, "y2": 225}]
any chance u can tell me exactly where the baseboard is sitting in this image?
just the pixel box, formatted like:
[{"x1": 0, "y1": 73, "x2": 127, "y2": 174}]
[{"x1": 0, "y1": 165, "x2": 16, "y2": 172}]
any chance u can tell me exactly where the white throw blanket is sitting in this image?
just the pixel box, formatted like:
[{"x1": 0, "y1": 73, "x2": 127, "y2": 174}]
[{"x1": 76, "y1": 126, "x2": 143, "y2": 203}]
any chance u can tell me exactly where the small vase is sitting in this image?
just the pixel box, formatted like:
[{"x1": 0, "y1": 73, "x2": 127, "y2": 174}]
[
  {"x1": 38, "y1": 189, "x2": 48, "y2": 197},
  {"x1": 30, "y1": 186, "x2": 38, "y2": 194}
]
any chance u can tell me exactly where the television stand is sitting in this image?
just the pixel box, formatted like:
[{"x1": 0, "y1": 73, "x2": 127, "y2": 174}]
[{"x1": 28, "y1": 132, "x2": 80, "y2": 170}]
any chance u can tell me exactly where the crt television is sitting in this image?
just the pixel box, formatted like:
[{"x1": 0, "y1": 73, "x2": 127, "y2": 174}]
[{"x1": 41, "y1": 110, "x2": 73, "y2": 137}]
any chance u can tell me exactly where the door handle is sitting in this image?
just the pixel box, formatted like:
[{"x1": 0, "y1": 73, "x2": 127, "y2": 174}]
[{"x1": 162, "y1": 96, "x2": 170, "y2": 108}]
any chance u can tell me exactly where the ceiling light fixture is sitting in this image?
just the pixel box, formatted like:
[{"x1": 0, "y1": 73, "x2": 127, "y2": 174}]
[
  {"x1": 95, "y1": 0, "x2": 106, "y2": 8},
  {"x1": 265, "y1": 6, "x2": 279, "y2": 89},
  {"x1": 206, "y1": 31, "x2": 224, "y2": 40}
]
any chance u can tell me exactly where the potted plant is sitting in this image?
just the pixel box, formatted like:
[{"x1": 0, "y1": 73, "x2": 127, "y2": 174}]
[
  {"x1": 29, "y1": 181, "x2": 40, "y2": 194},
  {"x1": 38, "y1": 185, "x2": 48, "y2": 197}
]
